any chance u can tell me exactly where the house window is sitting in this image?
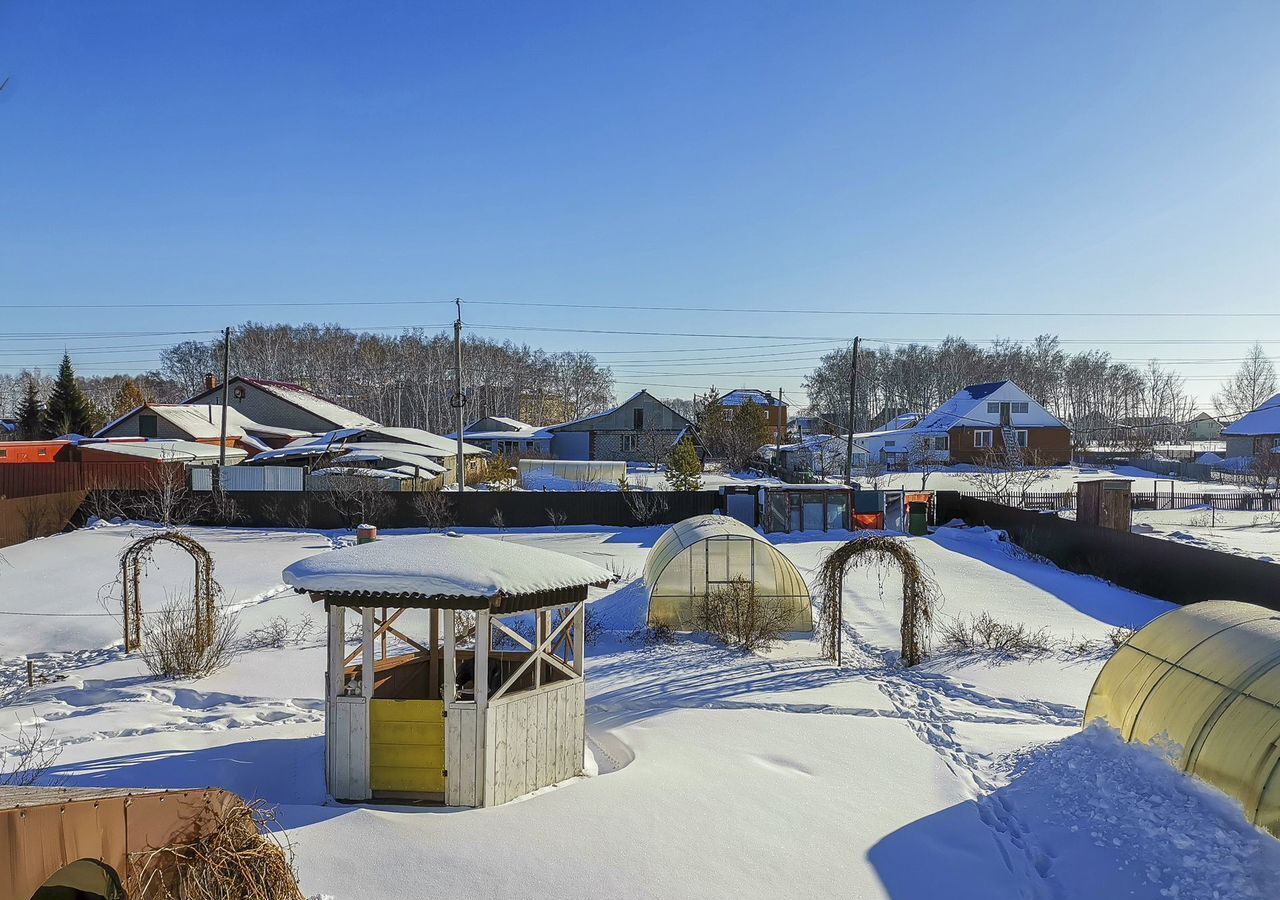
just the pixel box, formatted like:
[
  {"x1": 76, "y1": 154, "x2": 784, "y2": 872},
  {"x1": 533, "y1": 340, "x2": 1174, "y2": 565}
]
[
  {"x1": 987, "y1": 402, "x2": 1000, "y2": 414},
  {"x1": 37, "y1": 448, "x2": 47, "y2": 456},
  {"x1": 633, "y1": 408, "x2": 644, "y2": 430},
  {"x1": 974, "y1": 430, "x2": 993, "y2": 449},
  {"x1": 885, "y1": 439, "x2": 895, "y2": 446},
  {"x1": 621, "y1": 434, "x2": 639, "y2": 452},
  {"x1": 1272, "y1": 437, "x2": 1280, "y2": 450},
  {"x1": 0, "y1": 449, "x2": 6, "y2": 458},
  {"x1": 935, "y1": 435, "x2": 949, "y2": 451},
  {"x1": 1015, "y1": 430, "x2": 1029, "y2": 448},
  {"x1": 139, "y1": 414, "x2": 158, "y2": 438},
  {"x1": 1013, "y1": 402, "x2": 1029, "y2": 414}
]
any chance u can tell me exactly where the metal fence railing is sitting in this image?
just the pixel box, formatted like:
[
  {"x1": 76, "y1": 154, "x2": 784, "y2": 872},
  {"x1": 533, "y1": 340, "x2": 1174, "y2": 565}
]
[{"x1": 951, "y1": 490, "x2": 1280, "y2": 513}]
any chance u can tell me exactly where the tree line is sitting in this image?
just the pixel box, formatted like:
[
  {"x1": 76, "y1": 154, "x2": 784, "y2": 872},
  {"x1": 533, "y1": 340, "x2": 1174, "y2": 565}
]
[
  {"x1": 803, "y1": 336, "x2": 1276, "y2": 446},
  {"x1": 1, "y1": 323, "x2": 617, "y2": 438}
]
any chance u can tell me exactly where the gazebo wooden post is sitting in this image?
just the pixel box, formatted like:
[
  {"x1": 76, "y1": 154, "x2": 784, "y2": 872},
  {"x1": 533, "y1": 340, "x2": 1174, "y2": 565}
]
[
  {"x1": 573, "y1": 602, "x2": 585, "y2": 677},
  {"x1": 325, "y1": 603, "x2": 343, "y2": 794},
  {"x1": 427, "y1": 608, "x2": 440, "y2": 701},
  {"x1": 475, "y1": 609, "x2": 491, "y2": 806},
  {"x1": 442, "y1": 609, "x2": 457, "y2": 703},
  {"x1": 361, "y1": 607, "x2": 375, "y2": 702}
]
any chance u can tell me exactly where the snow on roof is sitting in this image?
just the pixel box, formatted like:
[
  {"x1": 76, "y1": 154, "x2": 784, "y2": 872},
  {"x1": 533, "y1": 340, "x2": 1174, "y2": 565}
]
[
  {"x1": 1221, "y1": 393, "x2": 1280, "y2": 436},
  {"x1": 108, "y1": 405, "x2": 310, "y2": 440},
  {"x1": 361, "y1": 426, "x2": 487, "y2": 455},
  {"x1": 184, "y1": 377, "x2": 376, "y2": 429},
  {"x1": 282, "y1": 533, "x2": 613, "y2": 599},
  {"x1": 78, "y1": 439, "x2": 248, "y2": 463},
  {"x1": 721, "y1": 389, "x2": 782, "y2": 408},
  {"x1": 913, "y1": 380, "x2": 1065, "y2": 434},
  {"x1": 250, "y1": 428, "x2": 485, "y2": 462},
  {"x1": 451, "y1": 426, "x2": 552, "y2": 442},
  {"x1": 873, "y1": 413, "x2": 922, "y2": 433},
  {"x1": 546, "y1": 390, "x2": 692, "y2": 431},
  {"x1": 330, "y1": 446, "x2": 447, "y2": 474}
]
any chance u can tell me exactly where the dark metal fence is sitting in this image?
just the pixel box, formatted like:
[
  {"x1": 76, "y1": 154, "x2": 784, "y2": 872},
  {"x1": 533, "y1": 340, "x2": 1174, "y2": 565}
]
[
  {"x1": 952, "y1": 490, "x2": 1280, "y2": 512},
  {"x1": 935, "y1": 492, "x2": 1280, "y2": 610}
]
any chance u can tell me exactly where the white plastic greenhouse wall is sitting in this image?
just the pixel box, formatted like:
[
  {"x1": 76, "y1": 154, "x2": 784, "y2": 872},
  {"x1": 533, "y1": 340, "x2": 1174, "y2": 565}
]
[
  {"x1": 517, "y1": 459, "x2": 627, "y2": 484},
  {"x1": 644, "y1": 514, "x2": 813, "y2": 632}
]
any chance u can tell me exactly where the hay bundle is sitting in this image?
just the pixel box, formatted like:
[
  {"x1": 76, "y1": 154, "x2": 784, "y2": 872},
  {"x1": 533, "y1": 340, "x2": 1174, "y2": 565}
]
[
  {"x1": 816, "y1": 535, "x2": 939, "y2": 667},
  {"x1": 128, "y1": 798, "x2": 304, "y2": 900}
]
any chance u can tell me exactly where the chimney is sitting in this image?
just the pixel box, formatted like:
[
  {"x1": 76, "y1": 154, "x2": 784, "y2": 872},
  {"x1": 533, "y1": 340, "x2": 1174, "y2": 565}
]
[{"x1": 205, "y1": 373, "x2": 217, "y2": 392}]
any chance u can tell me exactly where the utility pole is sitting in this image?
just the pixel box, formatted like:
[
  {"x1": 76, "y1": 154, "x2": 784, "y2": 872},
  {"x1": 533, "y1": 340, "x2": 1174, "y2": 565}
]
[
  {"x1": 775, "y1": 388, "x2": 783, "y2": 456},
  {"x1": 218, "y1": 327, "x2": 231, "y2": 468},
  {"x1": 452, "y1": 299, "x2": 467, "y2": 493},
  {"x1": 844, "y1": 336, "x2": 861, "y2": 485}
]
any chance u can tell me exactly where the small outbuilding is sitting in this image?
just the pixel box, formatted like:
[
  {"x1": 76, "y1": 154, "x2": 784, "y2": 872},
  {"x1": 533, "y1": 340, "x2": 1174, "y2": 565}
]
[
  {"x1": 644, "y1": 514, "x2": 812, "y2": 632},
  {"x1": 1084, "y1": 600, "x2": 1280, "y2": 836},
  {"x1": 284, "y1": 534, "x2": 612, "y2": 807}
]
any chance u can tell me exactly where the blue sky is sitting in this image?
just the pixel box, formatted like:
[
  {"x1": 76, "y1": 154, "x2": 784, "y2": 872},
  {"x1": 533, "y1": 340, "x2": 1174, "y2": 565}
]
[{"x1": 1, "y1": 1, "x2": 1277, "y2": 404}]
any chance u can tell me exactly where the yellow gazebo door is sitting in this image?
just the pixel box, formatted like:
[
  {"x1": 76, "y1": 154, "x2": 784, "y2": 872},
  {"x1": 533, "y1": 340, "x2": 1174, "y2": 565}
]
[{"x1": 369, "y1": 699, "x2": 446, "y2": 795}]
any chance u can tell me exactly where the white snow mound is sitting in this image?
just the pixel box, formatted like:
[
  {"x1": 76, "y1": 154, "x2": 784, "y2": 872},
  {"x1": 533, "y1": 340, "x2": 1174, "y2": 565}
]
[{"x1": 282, "y1": 532, "x2": 614, "y2": 598}]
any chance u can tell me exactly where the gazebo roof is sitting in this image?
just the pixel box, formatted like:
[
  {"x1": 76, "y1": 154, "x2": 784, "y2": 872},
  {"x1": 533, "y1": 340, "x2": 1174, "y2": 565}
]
[{"x1": 283, "y1": 533, "x2": 613, "y2": 612}]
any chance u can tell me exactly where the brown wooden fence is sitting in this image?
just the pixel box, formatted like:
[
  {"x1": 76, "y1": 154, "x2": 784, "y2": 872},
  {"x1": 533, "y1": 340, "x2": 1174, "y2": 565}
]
[
  {"x1": 0, "y1": 491, "x2": 87, "y2": 549},
  {"x1": 0, "y1": 463, "x2": 181, "y2": 500}
]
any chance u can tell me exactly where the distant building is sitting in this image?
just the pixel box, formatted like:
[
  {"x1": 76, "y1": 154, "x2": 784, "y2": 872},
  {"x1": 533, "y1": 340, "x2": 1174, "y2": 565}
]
[
  {"x1": 0, "y1": 418, "x2": 16, "y2": 441},
  {"x1": 184, "y1": 376, "x2": 376, "y2": 434},
  {"x1": 913, "y1": 380, "x2": 1071, "y2": 465},
  {"x1": 545, "y1": 390, "x2": 694, "y2": 463},
  {"x1": 246, "y1": 425, "x2": 488, "y2": 485},
  {"x1": 715, "y1": 389, "x2": 787, "y2": 430},
  {"x1": 1186, "y1": 412, "x2": 1225, "y2": 442},
  {"x1": 451, "y1": 417, "x2": 553, "y2": 457},
  {"x1": 1221, "y1": 393, "x2": 1280, "y2": 459},
  {"x1": 95, "y1": 403, "x2": 308, "y2": 454}
]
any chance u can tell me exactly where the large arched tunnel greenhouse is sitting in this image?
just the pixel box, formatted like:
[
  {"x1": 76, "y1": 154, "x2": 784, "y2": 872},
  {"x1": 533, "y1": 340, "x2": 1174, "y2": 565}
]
[
  {"x1": 1085, "y1": 600, "x2": 1280, "y2": 836},
  {"x1": 644, "y1": 514, "x2": 813, "y2": 633}
]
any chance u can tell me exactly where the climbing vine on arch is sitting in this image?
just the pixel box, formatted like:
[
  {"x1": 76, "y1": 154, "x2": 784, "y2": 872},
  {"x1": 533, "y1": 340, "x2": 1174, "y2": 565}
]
[
  {"x1": 816, "y1": 535, "x2": 940, "y2": 667},
  {"x1": 119, "y1": 530, "x2": 221, "y2": 652}
]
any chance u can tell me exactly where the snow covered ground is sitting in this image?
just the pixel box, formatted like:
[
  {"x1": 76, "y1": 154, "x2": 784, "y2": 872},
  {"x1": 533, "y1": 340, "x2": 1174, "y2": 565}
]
[
  {"x1": 856, "y1": 463, "x2": 1257, "y2": 495},
  {"x1": 1, "y1": 521, "x2": 1277, "y2": 898},
  {"x1": 1129, "y1": 507, "x2": 1280, "y2": 564}
]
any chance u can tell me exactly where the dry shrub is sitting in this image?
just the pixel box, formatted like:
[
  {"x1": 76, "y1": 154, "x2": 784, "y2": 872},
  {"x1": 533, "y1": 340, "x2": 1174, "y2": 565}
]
[
  {"x1": 546, "y1": 507, "x2": 568, "y2": 530},
  {"x1": 938, "y1": 612, "x2": 1053, "y2": 656},
  {"x1": 238, "y1": 616, "x2": 317, "y2": 652},
  {"x1": 127, "y1": 798, "x2": 303, "y2": 900},
  {"x1": 816, "y1": 536, "x2": 939, "y2": 666},
  {"x1": 412, "y1": 488, "x2": 455, "y2": 530},
  {"x1": 696, "y1": 575, "x2": 791, "y2": 653},
  {"x1": 628, "y1": 622, "x2": 676, "y2": 646},
  {"x1": 624, "y1": 490, "x2": 668, "y2": 525},
  {"x1": 0, "y1": 718, "x2": 63, "y2": 786},
  {"x1": 142, "y1": 598, "x2": 238, "y2": 679},
  {"x1": 1107, "y1": 625, "x2": 1135, "y2": 648}
]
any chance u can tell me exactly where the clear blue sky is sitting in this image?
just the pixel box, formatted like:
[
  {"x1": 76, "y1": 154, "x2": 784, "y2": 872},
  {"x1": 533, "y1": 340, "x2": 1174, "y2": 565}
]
[{"x1": 1, "y1": 1, "x2": 1277, "y2": 405}]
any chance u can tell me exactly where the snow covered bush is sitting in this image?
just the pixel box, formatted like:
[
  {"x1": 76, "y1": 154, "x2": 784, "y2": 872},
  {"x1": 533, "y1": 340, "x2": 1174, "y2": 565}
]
[
  {"x1": 627, "y1": 622, "x2": 676, "y2": 646},
  {"x1": 696, "y1": 576, "x2": 790, "y2": 653},
  {"x1": 142, "y1": 598, "x2": 238, "y2": 679},
  {"x1": 239, "y1": 616, "x2": 317, "y2": 651},
  {"x1": 938, "y1": 612, "x2": 1052, "y2": 656},
  {"x1": 0, "y1": 718, "x2": 63, "y2": 787}
]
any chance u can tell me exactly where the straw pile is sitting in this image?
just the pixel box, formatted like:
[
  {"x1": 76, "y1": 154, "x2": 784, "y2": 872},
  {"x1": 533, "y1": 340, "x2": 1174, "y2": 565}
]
[
  {"x1": 127, "y1": 798, "x2": 304, "y2": 900},
  {"x1": 816, "y1": 535, "x2": 939, "y2": 667}
]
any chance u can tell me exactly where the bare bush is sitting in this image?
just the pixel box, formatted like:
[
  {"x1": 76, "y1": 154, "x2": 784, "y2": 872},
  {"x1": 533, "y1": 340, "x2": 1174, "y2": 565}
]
[
  {"x1": 412, "y1": 489, "x2": 455, "y2": 530},
  {"x1": 696, "y1": 576, "x2": 791, "y2": 653},
  {"x1": 546, "y1": 507, "x2": 568, "y2": 530},
  {"x1": 628, "y1": 622, "x2": 676, "y2": 646},
  {"x1": 624, "y1": 490, "x2": 668, "y2": 526},
  {"x1": 238, "y1": 616, "x2": 317, "y2": 652},
  {"x1": 582, "y1": 605, "x2": 606, "y2": 645},
  {"x1": 938, "y1": 612, "x2": 1053, "y2": 656},
  {"x1": 0, "y1": 717, "x2": 63, "y2": 786},
  {"x1": 323, "y1": 474, "x2": 392, "y2": 528},
  {"x1": 126, "y1": 797, "x2": 304, "y2": 900},
  {"x1": 489, "y1": 508, "x2": 507, "y2": 532},
  {"x1": 142, "y1": 599, "x2": 238, "y2": 679},
  {"x1": 1107, "y1": 625, "x2": 1135, "y2": 649}
]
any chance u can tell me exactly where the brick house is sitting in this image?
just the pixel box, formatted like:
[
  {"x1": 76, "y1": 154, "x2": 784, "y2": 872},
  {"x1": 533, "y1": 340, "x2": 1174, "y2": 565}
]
[
  {"x1": 716, "y1": 389, "x2": 787, "y2": 430},
  {"x1": 546, "y1": 390, "x2": 694, "y2": 463},
  {"x1": 913, "y1": 380, "x2": 1072, "y2": 466}
]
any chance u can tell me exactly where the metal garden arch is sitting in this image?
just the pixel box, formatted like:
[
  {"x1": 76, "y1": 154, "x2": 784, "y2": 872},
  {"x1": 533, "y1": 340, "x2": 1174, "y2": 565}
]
[{"x1": 120, "y1": 531, "x2": 220, "y2": 651}]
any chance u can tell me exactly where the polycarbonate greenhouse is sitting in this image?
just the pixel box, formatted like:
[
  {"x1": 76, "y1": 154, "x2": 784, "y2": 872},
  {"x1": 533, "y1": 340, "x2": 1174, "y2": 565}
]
[
  {"x1": 644, "y1": 515, "x2": 813, "y2": 632},
  {"x1": 1084, "y1": 600, "x2": 1280, "y2": 836}
]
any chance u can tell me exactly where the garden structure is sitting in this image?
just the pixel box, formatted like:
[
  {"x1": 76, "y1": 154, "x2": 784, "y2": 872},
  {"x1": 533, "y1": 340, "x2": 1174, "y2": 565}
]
[
  {"x1": 283, "y1": 533, "x2": 612, "y2": 807},
  {"x1": 644, "y1": 514, "x2": 812, "y2": 633},
  {"x1": 1085, "y1": 600, "x2": 1280, "y2": 836}
]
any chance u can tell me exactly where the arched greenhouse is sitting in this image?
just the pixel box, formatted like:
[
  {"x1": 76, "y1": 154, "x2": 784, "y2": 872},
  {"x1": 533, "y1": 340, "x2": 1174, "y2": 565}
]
[
  {"x1": 644, "y1": 514, "x2": 813, "y2": 632},
  {"x1": 1084, "y1": 600, "x2": 1280, "y2": 836}
]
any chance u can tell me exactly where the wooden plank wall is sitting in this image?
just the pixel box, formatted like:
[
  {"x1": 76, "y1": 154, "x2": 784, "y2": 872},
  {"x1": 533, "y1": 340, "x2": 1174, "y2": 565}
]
[
  {"x1": 0, "y1": 490, "x2": 85, "y2": 549},
  {"x1": 445, "y1": 705, "x2": 481, "y2": 807},
  {"x1": 483, "y1": 679, "x2": 585, "y2": 807},
  {"x1": 331, "y1": 696, "x2": 369, "y2": 800}
]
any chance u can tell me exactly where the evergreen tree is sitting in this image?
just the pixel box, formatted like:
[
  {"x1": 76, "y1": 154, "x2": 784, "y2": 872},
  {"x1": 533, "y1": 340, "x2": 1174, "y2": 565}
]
[
  {"x1": 42, "y1": 354, "x2": 96, "y2": 437},
  {"x1": 665, "y1": 438, "x2": 703, "y2": 491},
  {"x1": 15, "y1": 377, "x2": 43, "y2": 440},
  {"x1": 723, "y1": 399, "x2": 771, "y2": 472},
  {"x1": 109, "y1": 378, "x2": 149, "y2": 420}
]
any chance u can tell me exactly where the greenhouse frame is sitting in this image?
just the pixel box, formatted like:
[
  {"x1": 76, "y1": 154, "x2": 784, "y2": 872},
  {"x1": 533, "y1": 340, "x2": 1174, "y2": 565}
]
[
  {"x1": 644, "y1": 514, "x2": 813, "y2": 632},
  {"x1": 1084, "y1": 600, "x2": 1280, "y2": 836}
]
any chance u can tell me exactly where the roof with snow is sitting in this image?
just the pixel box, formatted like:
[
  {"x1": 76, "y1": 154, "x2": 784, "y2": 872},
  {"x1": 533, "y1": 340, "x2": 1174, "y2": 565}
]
[
  {"x1": 914, "y1": 380, "x2": 1066, "y2": 434},
  {"x1": 77, "y1": 439, "x2": 249, "y2": 463},
  {"x1": 185, "y1": 377, "x2": 376, "y2": 430},
  {"x1": 720, "y1": 389, "x2": 783, "y2": 408},
  {"x1": 1221, "y1": 393, "x2": 1280, "y2": 436},
  {"x1": 283, "y1": 533, "x2": 613, "y2": 611},
  {"x1": 544, "y1": 390, "x2": 691, "y2": 432},
  {"x1": 96, "y1": 404, "x2": 309, "y2": 441}
]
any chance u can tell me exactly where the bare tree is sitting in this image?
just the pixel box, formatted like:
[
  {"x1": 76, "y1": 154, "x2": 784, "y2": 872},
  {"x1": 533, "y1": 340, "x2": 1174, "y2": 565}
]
[
  {"x1": 963, "y1": 449, "x2": 1053, "y2": 505},
  {"x1": 623, "y1": 490, "x2": 668, "y2": 526},
  {"x1": 906, "y1": 435, "x2": 946, "y2": 490},
  {"x1": 1214, "y1": 343, "x2": 1278, "y2": 420},
  {"x1": 0, "y1": 717, "x2": 63, "y2": 786},
  {"x1": 1248, "y1": 442, "x2": 1280, "y2": 493},
  {"x1": 323, "y1": 473, "x2": 392, "y2": 527},
  {"x1": 412, "y1": 489, "x2": 454, "y2": 530}
]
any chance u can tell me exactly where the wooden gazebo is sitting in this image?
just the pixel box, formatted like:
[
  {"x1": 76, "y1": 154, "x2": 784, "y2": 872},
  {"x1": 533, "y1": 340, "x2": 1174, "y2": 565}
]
[{"x1": 283, "y1": 533, "x2": 611, "y2": 807}]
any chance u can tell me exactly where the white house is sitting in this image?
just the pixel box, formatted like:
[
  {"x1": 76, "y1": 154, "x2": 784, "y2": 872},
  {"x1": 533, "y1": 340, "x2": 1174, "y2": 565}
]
[{"x1": 1221, "y1": 393, "x2": 1280, "y2": 459}]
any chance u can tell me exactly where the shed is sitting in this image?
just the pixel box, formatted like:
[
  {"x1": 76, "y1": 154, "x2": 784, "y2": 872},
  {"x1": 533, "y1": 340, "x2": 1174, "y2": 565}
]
[
  {"x1": 283, "y1": 534, "x2": 612, "y2": 807},
  {"x1": 1076, "y1": 477, "x2": 1133, "y2": 531},
  {"x1": 761, "y1": 485, "x2": 855, "y2": 533},
  {"x1": 644, "y1": 514, "x2": 812, "y2": 633},
  {"x1": 1084, "y1": 601, "x2": 1280, "y2": 836}
]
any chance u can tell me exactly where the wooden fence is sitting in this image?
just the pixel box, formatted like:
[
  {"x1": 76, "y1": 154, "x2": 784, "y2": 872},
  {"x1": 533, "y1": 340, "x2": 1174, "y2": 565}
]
[
  {"x1": 0, "y1": 462, "x2": 181, "y2": 500},
  {"x1": 952, "y1": 490, "x2": 1280, "y2": 512},
  {"x1": 0, "y1": 491, "x2": 87, "y2": 549}
]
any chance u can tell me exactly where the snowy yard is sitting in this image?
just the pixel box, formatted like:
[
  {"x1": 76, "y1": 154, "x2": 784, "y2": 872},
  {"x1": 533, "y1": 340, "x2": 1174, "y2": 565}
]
[
  {"x1": 1, "y1": 521, "x2": 1278, "y2": 898},
  {"x1": 1129, "y1": 508, "x2": 1280, "y2": 564}
]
